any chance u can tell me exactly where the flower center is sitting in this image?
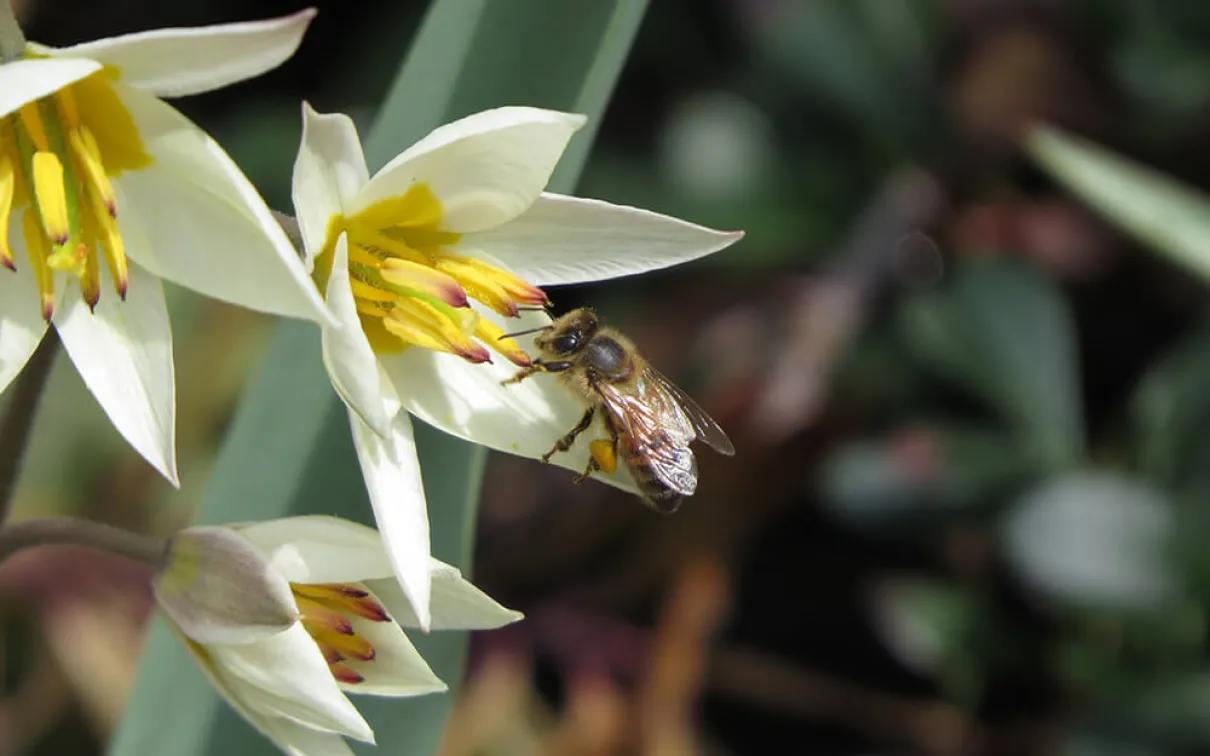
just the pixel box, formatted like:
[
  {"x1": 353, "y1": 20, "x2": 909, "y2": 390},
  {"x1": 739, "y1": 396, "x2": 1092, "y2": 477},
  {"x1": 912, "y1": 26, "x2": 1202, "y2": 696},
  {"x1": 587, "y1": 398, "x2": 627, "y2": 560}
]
[
  {"x1": 292, "y1": 582, "x2": 390, "y2": 685},
  {"x1": 316, "y1": 183, "x2": 546, "y2": 367},
  {"x1": 0, "y1": 67, "x2": 150, "y2": 320}
]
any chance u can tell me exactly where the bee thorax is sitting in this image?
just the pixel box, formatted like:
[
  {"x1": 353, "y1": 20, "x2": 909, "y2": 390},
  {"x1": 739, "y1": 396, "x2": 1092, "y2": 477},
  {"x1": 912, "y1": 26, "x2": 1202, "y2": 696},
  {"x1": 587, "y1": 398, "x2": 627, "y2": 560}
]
[{"x1": 583, "y1": 336, "x2": 630, "y2": 378}]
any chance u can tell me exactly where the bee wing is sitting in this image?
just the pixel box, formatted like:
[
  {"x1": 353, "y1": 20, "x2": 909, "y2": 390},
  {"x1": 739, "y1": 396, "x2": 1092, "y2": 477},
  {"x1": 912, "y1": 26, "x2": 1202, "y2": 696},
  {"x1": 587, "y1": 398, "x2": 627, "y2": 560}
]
[
  {"x1": 596, "y1": 377, "x2": 699, "y2": 496},
  {"x1": 645, "y1": 367, "x2": 735, "y2": 456}
]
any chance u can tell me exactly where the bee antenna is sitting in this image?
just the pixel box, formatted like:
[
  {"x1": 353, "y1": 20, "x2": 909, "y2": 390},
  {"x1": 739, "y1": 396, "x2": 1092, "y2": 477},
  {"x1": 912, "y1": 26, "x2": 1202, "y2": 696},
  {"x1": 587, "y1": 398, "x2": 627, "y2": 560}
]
[{"x1": 498, "y1": 325, "x2": 550, "y2": 340}]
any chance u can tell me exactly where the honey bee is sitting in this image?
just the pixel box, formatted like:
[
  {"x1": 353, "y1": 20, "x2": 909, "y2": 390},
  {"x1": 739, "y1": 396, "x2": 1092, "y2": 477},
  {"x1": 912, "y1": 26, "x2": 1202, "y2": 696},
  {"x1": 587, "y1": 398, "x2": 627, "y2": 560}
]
[{"x1": 501, "y1": 308, "x2": 734, "y2": 513}]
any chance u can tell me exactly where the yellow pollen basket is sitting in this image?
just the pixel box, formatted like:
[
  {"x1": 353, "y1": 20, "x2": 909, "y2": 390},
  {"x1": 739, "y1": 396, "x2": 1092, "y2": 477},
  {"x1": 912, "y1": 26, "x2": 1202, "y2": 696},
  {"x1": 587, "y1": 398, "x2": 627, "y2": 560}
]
[
  {"x1": 291, "y1": 583, "x2": 389, "y2": 685},
  {"x1": 319, "y1": 183, "x2": 548, "y2": 367},
  {"x1": 1, "y1": 67, "x2": 149, "y2": 319}
]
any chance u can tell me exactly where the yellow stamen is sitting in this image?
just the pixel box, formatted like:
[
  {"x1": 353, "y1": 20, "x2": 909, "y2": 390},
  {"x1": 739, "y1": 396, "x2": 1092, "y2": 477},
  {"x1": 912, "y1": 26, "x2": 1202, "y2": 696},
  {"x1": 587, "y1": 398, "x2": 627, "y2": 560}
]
[
  {"x1": 80, "y1": 240, "x2": 101, "y2": 310},
  {"x1": 349, "y1": 278, "x2": 399, "y2": 304},
  {"x1": 315, "y1": 628, "x2": 376, "y2": 662},
  {"x1": 76, "y1": 199, "x2": 105, "y2": 308},
  {"x1": 79, "y1": 168, "x2": 127, "y2": 298},
  {"x1": 69, "y1": 127, "x2": 117, "y2": 217},
  {"x1": 473, "y1": 317, "x2": 532, "y2": 367},
  {"x1": 292, "y1": 583, "x2": 389, "y2": 622},
  {"x1": 380, "y1": 258, "x2": 468, "y2": 308},
  {"x1": 30, "y1": 152, "x2": 70, "y2": 248},
  {"x1": 0, "y1": 156, "x2": 15, "y2": 270},
  {"x1": 55, "y1": 87, "x2": 81, "y2": 128},
  {"x1": 21, "y1": 210, "x2": 54, "y2": 321},
  {"x1": 347, "y1": 242, "x2": 388, "y2": 269},
  {"x1": 354, "y1": 298, "x2": 390, "y2": 320},
  {"x1": 433, "y1": 254, "x2": 549, "y2": 317},
  {"x1": 331, "y1": 664, "x2": 365, "y2": 684},
  {"x1": 17, "y1": 103, "x2": 49, "y2": 151},
  {"x1": 384, "y1": 299, "x2": 491, "y2": 364},
  {"x1": 296, "y1": 595, "x2": 354, "y2": 636},
  {"x1": 291, "y1": 583, "x2": 382, "y2": 679},
  {"x1": 343, "y1": 223, "x2": 429, "y2": 265}
]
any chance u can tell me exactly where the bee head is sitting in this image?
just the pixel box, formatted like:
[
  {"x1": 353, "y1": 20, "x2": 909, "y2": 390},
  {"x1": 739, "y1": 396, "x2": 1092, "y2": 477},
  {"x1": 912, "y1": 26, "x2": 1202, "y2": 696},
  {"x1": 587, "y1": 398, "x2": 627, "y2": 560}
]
[{"x1": 537, "y1": 308, "x2": 598, "y2": 356}]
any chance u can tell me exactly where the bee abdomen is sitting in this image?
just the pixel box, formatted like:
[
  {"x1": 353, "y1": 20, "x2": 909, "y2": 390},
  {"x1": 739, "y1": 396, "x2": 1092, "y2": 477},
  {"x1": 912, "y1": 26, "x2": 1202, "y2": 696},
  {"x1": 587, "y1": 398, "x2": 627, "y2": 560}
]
[
  {"x1": 641, "y1": 485, "x2": 684, "y2": 514},
  {"x1": 623, "y1": 451, "x2": 685, "y2": 514}
]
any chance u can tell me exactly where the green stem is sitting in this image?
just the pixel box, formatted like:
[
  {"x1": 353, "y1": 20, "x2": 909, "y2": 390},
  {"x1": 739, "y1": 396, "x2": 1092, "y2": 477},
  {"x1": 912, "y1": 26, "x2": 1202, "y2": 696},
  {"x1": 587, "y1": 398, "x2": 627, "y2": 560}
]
[
  {"x1": 0, "y1": 1, "x2": 26, "y2": 63},
  {"x1": 0, "y1": 331, "x2": 59, "y2": 524},
  {"x1": 0, "y1": 516, "x2": 168, "y2": 568}
]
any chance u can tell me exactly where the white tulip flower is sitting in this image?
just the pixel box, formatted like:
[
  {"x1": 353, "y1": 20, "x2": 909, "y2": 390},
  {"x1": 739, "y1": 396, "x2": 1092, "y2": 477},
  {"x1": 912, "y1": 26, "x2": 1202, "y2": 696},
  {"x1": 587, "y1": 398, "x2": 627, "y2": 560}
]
[
  {"x1": 291, "y1": 104, "x2": 742, "y2": 629},
  {"x1": 156, "y1": 515, "x2": 520, "y2": 756},
  {"x1": 0, "y1": 10, "x2": 337, "y2": 484}
]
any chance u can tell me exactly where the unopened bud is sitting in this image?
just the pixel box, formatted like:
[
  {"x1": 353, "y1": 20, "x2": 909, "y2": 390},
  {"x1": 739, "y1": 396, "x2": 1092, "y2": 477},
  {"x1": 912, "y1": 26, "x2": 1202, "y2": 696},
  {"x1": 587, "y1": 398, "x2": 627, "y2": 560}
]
[{"x1": 154, "y1": 526, "x2": 299, "y2": 645}]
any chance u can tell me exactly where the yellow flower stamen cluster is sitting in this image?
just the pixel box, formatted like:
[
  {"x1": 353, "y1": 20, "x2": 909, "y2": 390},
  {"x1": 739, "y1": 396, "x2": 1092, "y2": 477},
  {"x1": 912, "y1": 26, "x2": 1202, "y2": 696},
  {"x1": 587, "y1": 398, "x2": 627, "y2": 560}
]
[
  {"x1": 292, "y1": 583, "x2": 390, "y2": 685},
  {"x1": 1, "y1": 68, "x2": 149, "y2": 320},
  {"x1": 321, "y1": 184, "x2": 548, "y2": 367}
]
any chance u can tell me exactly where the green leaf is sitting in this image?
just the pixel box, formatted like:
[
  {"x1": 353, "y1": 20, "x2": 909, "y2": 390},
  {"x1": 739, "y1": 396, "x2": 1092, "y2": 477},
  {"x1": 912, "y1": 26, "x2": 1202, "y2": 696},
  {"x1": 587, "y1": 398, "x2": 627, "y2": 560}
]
[
  {"x1": 900, "y1": 259, "x2": 1084, "y2": 468},
  {"x1": 1028, "y1": 124, "x2": 1210, "y2": 284},
  {"x1": 821, "y1": 423, "x2": 1036, "y2": 530},
  {"x1": 109, "y1": 1, "x2": 649, "y2": 754},
  {"x1": 1001, "y1": 472, "x2": 1176, "y2": 611},
  {"x1": 1132, "y1": 319, "x2": 1210, "y2": 488}
]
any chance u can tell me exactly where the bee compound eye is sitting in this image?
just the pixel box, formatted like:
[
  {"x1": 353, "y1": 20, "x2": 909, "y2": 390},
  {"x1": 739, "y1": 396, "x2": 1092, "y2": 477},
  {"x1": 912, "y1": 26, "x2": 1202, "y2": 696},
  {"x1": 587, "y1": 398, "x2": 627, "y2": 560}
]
[{"x1": 552, "y1": 334, "x2": 580, "y2": 354}]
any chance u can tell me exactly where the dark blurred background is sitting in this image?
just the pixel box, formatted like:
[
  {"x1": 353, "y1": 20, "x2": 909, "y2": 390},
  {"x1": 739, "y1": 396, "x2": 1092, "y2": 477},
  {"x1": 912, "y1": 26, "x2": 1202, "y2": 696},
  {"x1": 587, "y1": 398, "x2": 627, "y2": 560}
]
[{"x1": 9, "y1": 0, "x2": 1210, "y2": 754}]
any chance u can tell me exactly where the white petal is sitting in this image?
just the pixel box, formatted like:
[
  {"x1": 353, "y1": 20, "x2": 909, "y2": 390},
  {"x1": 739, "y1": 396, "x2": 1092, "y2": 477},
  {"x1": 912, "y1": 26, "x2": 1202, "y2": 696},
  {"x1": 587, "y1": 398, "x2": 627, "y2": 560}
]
[
  {"x1": 173, "y1": 621, "x2": 358, "y2": 756},
  {"x1": 379, "y1": 310, "x2": 637, "y2": 495},
  {"x1": 341, "y1": 604, "x2": 446, "y2": 697},
  {"x1": 0, "y1": 57, "x2": 100, "y2": 119},
  {"x1": 54, "y1": 264, "x2": 177, "y2": 485},
  {"x1": 47, "y1": 10, "x2": 316, "y2": 98},
  {"x1": 155, "y1": 526, "x2": 300, "y2": 646},
  {"x1": 368, "y1": 561, "x2": 522, "y2": 631},
  {"x1": 292, "y1": 105, "x2": 369, "y2": 268},
  {"x1": 208, "y1": 624, "x2": 373, "y2": 743},
  {"x1": 351, "y1": 107, "x2": 586, "y2": 234},
  {"x1": 236, "y1": 516, "x2": 395, "y2": 585},
  {"x1": 348, "y1": 409, "x2": 433, "y2": 631},
  {"x1": 462, "y1": 193, "x2": 744, "y2": 286},
  {"x1": 113, "y1": 84, "x2": 335, "y2": 326},
  {"x1": 320, "y1": 235, "x2": 391, "y2": 436},
  {"x1": 0, "y1": 258, "x2": 49, "y2": 395},
  {"x1": 250, "y1": 718, "x2": 357, "y2": 756}
]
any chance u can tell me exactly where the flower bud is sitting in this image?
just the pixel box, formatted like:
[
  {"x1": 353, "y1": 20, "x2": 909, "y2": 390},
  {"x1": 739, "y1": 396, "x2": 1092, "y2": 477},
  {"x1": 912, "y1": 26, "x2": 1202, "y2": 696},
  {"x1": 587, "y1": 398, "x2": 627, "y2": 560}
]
[{"x1": 154, "y1": 526, "x2": 299, "y2": 645}]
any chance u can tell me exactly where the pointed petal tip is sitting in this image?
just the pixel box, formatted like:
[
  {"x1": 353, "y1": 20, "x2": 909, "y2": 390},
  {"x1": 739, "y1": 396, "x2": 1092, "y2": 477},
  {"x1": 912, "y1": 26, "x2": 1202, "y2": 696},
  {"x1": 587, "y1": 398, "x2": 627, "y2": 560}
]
[{"x1": 292, "y1": 6, "x2": 319, "y2": 23}]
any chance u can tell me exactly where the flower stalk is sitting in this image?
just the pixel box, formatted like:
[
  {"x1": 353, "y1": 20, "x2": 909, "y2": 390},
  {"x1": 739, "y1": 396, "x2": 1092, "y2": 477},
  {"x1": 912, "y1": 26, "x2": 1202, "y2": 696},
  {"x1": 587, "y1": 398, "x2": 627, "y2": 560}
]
[
  {"x1": 0, "y1": 0, "x2": 25, "y2": 63},
  {"x1": 0, "y1": 516, "x2": 167, "y2": 568}
]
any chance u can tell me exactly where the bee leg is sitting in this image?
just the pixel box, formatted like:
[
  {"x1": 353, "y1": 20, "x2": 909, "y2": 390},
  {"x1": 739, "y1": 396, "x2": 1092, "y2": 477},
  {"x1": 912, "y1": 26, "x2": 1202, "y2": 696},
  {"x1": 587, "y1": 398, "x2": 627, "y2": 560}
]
[
  {"x1": 501, "y1": 364, "x2": 541, "y2": 386},
  {"x1": 573, "y1": 455, "x2": 602, "y2": 485},
  {"x1": 542, "y1": 407, "x2": 595, "y2": 462},
  {"x1": 501, "y1": 360, "x2": 574, "y2": 386}
]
